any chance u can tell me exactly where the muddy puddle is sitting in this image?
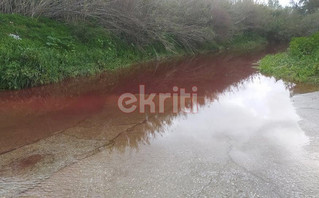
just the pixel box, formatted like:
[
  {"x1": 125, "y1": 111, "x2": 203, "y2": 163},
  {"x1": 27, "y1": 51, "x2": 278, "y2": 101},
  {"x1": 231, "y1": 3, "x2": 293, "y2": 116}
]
[{"x1": 1, "y1": 47, "x2": 319, "y2": 197}]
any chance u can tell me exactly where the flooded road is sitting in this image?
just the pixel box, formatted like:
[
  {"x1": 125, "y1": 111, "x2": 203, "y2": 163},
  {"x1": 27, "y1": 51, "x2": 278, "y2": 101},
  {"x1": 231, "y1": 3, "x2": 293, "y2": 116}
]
[{"x1": 1, "y1": 49, "x2": 319, "y2": 197}]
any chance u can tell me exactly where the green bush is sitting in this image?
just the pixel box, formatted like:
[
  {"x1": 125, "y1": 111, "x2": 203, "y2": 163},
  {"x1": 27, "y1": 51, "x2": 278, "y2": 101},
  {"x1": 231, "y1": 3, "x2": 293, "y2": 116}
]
[
  {"x1": 289, "y1": 32, "x2": 319, "y2": 57},
  {"x1": 260, "y1": 32, "x2": 319, "y2": 84}
]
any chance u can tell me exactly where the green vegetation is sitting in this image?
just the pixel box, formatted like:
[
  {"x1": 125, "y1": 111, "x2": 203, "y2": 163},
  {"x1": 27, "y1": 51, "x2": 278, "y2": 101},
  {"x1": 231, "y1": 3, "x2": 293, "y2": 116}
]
[
  {"x1": 0, "y1": 14, "x2": 169, "y2": 90},
  {"x1": 0, "y1": 13, "x2": 267, "y2": 90},
  {"x1": 225, "y1": 33, "x2": 268, "y2": 53},
  {"x1": 260, "y1": 32, "x2": 319, "y2": 84},
  {"x1": 0, "y1": 0, "x2": 319, "y2": 90}
]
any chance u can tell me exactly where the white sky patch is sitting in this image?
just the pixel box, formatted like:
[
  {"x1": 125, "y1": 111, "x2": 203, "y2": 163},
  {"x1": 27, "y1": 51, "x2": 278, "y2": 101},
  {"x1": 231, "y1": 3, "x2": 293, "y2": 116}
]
[
  {"x1": 261, "y1": 0, "x2": 294, "y2": 7},
  {"x1": 279, "y1": 0, "x2": 292, "y2": 7}
]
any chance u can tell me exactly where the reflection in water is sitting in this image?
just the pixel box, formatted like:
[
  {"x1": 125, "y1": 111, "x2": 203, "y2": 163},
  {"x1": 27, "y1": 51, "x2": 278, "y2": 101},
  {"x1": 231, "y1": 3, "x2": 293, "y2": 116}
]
[
  {"x1": 113, "y1": 74, "x2": 308, "y2": 156},
  {"x1": 165, "y1": 74, "x2": 307, "y2": 151},
  {"x1": 0, "y1": 52, "x2": 261, "y2": 154},
  {"x1": 0, "y1": 48, "x2": 317, "y2": 197},
  {"x1": 19, "y1": 74, "x2": 318, "y2": 198}
]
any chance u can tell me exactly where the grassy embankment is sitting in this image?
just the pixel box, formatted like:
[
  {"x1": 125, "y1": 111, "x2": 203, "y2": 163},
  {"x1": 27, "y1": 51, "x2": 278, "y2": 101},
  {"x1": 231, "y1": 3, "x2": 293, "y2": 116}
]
[
  {"x1": 260, "y1": 32, "x2": 319, "y2": 84},
  {"x1": 0, "y1": 14, "x2": 172, "y2": 90},
  {"x1": 0, "y1": 14, "x2": 267, "y2": 90}
]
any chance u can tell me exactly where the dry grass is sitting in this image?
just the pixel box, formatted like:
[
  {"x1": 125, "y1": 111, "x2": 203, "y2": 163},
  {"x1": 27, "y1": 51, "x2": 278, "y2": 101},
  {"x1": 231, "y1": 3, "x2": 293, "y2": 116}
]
[
  {"x1": 1, "y1": 0, "x2": 319, "y2": 50},
  {"x1": 0, "y1": 0, "x2": 217, "y2": 51}
]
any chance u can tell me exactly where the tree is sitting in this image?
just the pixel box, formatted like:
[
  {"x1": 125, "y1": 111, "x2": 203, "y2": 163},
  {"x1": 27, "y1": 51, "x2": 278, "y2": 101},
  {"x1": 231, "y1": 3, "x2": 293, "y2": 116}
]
[
  {"x1": 298, "y1": 0, "x2": 319, "y2": 13},
  {"x1": 268, "y1": 0, "x2": 281, "y2": 8}
]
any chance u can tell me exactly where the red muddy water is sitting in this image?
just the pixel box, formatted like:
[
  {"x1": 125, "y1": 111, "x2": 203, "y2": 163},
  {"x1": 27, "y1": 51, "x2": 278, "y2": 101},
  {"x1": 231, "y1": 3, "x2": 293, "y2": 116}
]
[
  {"x1": 0, "y1": 50, "x2": 270, "y2": 154},
  {"x1": 0, "y1": 46, "x2": 293, "y2": 155},
  {"x1": 1, "y1": 46, "x2": 319, "y2": 197}
]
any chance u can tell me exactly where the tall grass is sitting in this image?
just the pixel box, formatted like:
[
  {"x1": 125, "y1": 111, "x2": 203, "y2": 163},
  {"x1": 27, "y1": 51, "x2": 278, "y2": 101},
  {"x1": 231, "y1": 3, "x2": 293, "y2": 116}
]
[
  {"x1": 0, "y1": 14, "x2": 169, "y2": 90},
  {"x1": 0, "y1": 0, "x2": 217, "y2": 51},
  {"x1": 1, "y1": 0, "x2": 319, "y2": 51},
  {"x1": 1, "y1": 0, "x2": 319, "y2": 89}
]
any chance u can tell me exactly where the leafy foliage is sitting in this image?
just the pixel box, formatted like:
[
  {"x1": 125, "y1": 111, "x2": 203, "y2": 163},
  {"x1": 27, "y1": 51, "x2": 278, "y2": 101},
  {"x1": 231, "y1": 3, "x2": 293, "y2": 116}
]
[
  {"x1": 0, "y1": 14, "x2": 167, "y2": 90},
  {"x1": 260, "y1": 32, "x2": 319, "y2": 84},
  {"x1": 1, "y1": 0, "x2": 319, "y2": 89},
  {"x1": 1, "y1": 0, "x2": 319, "y2": 49}
]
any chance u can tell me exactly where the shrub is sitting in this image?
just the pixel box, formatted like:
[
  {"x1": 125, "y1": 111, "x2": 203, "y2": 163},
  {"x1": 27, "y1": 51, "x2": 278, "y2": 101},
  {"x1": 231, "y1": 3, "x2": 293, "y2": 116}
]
[
  {"x1": 289, "y1": 32, "x2": 319, "y2": 58},
  {"x1": 260, "y1": 32, "x2": 319, "y2": 84}
]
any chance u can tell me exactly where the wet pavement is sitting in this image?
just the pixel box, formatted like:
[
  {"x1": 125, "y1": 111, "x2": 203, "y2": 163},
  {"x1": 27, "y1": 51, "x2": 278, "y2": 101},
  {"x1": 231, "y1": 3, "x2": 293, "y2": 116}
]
[{"x1": 0, "y1": 49, "x2": 319, "y2": 197}]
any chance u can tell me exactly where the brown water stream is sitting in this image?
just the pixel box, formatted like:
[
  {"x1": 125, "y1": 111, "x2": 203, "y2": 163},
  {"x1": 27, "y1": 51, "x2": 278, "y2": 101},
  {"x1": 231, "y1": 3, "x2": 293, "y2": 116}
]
[{"x1": 1, "y1": 47, "x2": 319, "y2": 197}]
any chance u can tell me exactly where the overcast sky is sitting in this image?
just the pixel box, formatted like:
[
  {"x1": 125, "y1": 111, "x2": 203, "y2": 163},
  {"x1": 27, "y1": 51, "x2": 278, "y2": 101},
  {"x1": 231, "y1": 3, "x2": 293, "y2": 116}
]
[
  {"x1": 261, "y1": 0, "x2": 293, "y2": 7},
  {"x1": 279, "y1": 0, "x2": 292, "y2": 6}
]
